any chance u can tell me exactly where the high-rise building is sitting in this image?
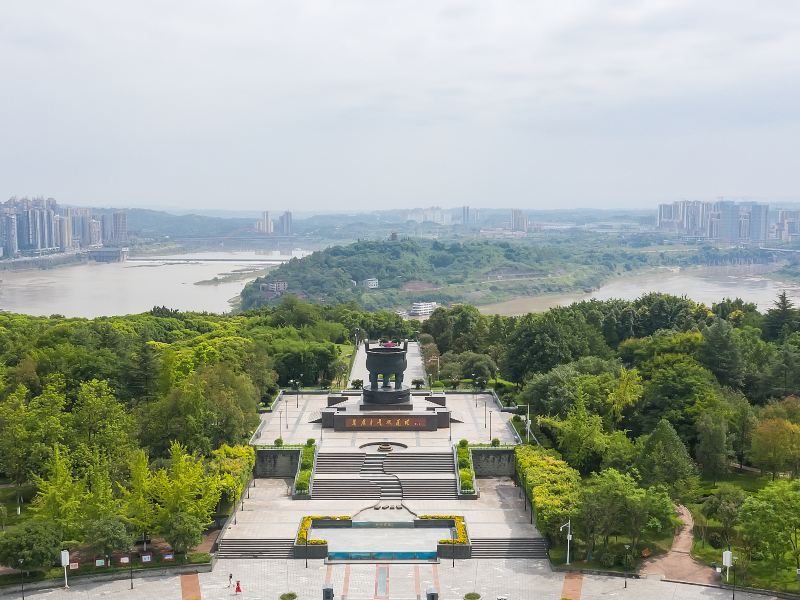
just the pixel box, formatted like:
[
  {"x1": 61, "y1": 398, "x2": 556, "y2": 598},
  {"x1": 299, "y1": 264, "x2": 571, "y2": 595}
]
[
  {"x1": 256, "y1": 211, "x2": 273, "y2": 234},
  {"x1": 511, "y1": 209, "x2": 528, "y2": 232},
  {"x1": 112, "y1": 211, "x2": 127, "y2": 243},
  {"x1": 461, "y1": 206, "x2": 470, "y2": 225},
  {"x1": 2, "y1": 214, "x2": 18, "y2": 256},
  {"x1": 657, "y1": 199, "x2": 769, "y2": 244},
  {"x1": 277, "y1": 211, "x2": 293, "y2": 235}
]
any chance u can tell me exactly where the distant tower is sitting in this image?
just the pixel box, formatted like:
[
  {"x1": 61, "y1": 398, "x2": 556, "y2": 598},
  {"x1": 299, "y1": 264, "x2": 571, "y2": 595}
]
[
  {"x1": 112, "y1": 211, "x2": 128, "y2": 243},
  {"x1": 511, "y1": 209, "x2": 528, "y2": 232},
  {"x1": 461, "y1": 206, "x2": 470, "y2": 225}
]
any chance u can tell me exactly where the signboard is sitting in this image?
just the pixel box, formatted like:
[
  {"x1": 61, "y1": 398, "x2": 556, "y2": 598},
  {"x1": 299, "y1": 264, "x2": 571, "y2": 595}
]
[
  {"x1": 722, "y1": 551, "x2": 732, "y2": 567},
  {"x1": 119, "y1": 556, "x2": 130, "y2": 565},
  {"x1": 162, "y1": 553, "x2": 174, "y2": 561},
  {"x1": 141, "y1": 553, "x2": 152, "y2": 563},
  {"x1": 61, "y1": 550, "x2": 70, "y2": 568},
  {"x1": 335, "y1": 413, "x2": 435, "y2": 431},
  {"x1": 95, "y1": 558, "x2": 106, "y2": 567}
]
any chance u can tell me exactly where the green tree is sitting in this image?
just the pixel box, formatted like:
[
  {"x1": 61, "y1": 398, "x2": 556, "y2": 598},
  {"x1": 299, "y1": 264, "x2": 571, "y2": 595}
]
[
  {"x1": 0, "y1": 520, "x2": 61, "y2": 571},
  {"x1": 728, "y1": 393, "x2": 757, "y2": 468},
  {"x1": 749, "y1": 418, "x2": 798, "y2": 480},
  {"x1": 763, "y1": 291, "x2": 798, "y2": 341},
  {"x1": 120, "y1": 450, "x2": 156, "y2": 550},
  {"x1": 605, "y1": 367, "x2": 643, "y2": 427},
  {"x1": 701, "y1": 485, "x2": 744, "y2": 547},
  {"x1": 694, "y1": 411, "x2": 730, "y2": 484},
  {"x1": 540, "y1": 391, "x2": 608, "y2": 474},
  {"x1": 162, "y1": 512, "x2": 204, "y2": 556},
  {"x1": 699, "y1": 319, "x2": 744, "y2": 388},
  {"x1": 635, "y1": 419, "x2": 698, "y2": 500},
  {"x1": 30, "y1": 446, "x2": 85, "y2": 540},
  {"x1": 84, "y1": 516, "x2": 132, "y2": 557}
]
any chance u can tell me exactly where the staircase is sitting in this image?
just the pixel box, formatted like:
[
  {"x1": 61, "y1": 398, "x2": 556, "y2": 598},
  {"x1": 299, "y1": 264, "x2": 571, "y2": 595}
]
[
  {"x1": 311, "y1": 478, "x2": 381, "y2": 499},
  {"x1": 398, "y1": 477, "x2": 458, "y2": 499},
  {"x1": 311, "y1": 450, "x2": 457, "y2": 500},
  {"x1": 385, "y1": 452, "x2": 455, "y2": 473},
  {"x1": 470, "y1": 538, "x2": 549, "y2": 559},
  {"x1": 216, "y1": 538, "x2": 295, "y2": 559},
  {"x1": 314, "y1": 452, "x2": 365, "y2": 474}
]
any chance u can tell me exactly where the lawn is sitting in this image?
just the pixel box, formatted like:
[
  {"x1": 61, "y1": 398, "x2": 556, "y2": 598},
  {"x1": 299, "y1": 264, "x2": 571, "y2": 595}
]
[
  {"x1": 698, "y1": 469, "x2": 771, "y2": 496},
  {"x1": 549, "y1": 529, "x2": 674, "y2": 573},
  {"x1": 0, "y1": 484, "x2": 36, "y2": 530}
]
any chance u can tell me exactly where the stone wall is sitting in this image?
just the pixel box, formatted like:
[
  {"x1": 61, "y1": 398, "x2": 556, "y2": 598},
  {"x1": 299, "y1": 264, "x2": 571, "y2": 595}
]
[
  {"x1": 472, "y1": 448, "x2": 515, "y2": 477},
  {"x1": 254, "y1": 448, "x2": 300, "y2": 478}
]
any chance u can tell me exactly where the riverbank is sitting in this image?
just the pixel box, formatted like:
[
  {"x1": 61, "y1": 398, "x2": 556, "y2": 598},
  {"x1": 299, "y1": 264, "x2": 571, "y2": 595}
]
[{"x1": 479, "y1": 263, "x2": 791, "y2": 316}]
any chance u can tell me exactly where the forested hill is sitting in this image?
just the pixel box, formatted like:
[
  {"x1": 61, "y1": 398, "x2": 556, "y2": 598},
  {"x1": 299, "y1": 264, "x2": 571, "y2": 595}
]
[{"x1": 239, "y1": 236, "x2": 773, "y2": 311}]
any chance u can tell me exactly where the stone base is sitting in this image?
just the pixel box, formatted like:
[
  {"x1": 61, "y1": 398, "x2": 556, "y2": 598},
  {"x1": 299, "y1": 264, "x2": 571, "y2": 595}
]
[{"x1": 362, "y1": 386, "x2": 411, "y2": 405}]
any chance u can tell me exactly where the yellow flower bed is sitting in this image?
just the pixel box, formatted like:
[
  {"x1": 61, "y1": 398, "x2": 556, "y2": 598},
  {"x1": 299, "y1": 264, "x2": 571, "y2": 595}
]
[
  {"x1": 295, "y1": 515, "x2": 351, "y2": 545},
  {"x1": 419, "y1": 515, "x2": 469, "y2": 544}
]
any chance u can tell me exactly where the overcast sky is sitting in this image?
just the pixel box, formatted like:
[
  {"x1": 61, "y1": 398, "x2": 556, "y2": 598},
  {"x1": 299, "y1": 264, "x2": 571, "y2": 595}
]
[{"x1": 1, "y1": 1, "x2": 798, "y2": 212}]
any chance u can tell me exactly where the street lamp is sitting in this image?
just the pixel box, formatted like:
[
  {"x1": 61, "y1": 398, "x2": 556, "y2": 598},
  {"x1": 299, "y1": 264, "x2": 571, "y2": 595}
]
[
  {"x1": 472, "y1": 373, "x2": 477, "y2": 406},
  {"x1": 560, "y1": 520, "x2": 572, "y2": 566},
  {"x1": 19, "y1": 558, "x2": 24, "y2": 599},
  {"x1": 451, "y1": 527, "x2": 456, "y2": 568},
  {"x1": 489, "y1": 411, "x2": 492, "y2": 441},
  {"x1": 624, "y1": 544, "x2": 630, "y2": 588}
]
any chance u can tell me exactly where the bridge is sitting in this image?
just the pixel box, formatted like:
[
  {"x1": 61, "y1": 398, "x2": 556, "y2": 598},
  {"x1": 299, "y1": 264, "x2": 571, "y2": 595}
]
[{"x1": 127, "y1": 257, "x2": 291, "y2": 264}]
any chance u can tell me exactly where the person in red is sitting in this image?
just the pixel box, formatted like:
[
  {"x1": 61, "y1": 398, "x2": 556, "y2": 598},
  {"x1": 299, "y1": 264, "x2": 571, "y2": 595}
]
[{"x1": 235, "y1": 580, "x2": 242, "y2": 594}]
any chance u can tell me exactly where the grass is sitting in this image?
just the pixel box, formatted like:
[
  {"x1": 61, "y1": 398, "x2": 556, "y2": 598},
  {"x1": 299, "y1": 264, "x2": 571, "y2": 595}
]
[
  {"x1": 549, "y1": 530, "x2": 674, "y2": 573},
  {"x1": 0, "y1": 484, "x2": 36, "y2": 530},
  {"x1": 698, "y1": 469, "x2": 771, "y2": 496}
]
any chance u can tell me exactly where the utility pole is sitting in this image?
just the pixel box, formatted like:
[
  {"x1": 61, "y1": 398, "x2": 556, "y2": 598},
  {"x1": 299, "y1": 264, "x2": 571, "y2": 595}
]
[{"x1": 560, "y1": 520, "x2": 572, "y2": 566}]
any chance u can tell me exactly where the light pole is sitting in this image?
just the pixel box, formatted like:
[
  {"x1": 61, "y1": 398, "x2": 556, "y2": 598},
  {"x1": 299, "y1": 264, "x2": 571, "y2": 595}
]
[
  {"x1": 484, "y1": 399, "x2": 487, "y2": 428},
  {"x1": 19, "y1": 558, "x2": 24, "y2": 599},
  {"x1": 560, "y1": 520, "x2": 572, "y2": 566},
  {"x1": 526, "y1": 404, "x2": 530, "y2": 444},
  {"x1": 489, "y1": 411, "x2": 492, "y2": 440},
  {"x1": 473, "y1": 373, "x2": 477, "y2": 406},
  {"x1": 451, "y1": 527, "x2": 456, "y2": 568},
  {"x1": 624, "y1": 544, "x2": 630, "y2": 588},
  {"x1": 129, "y1": 546, "x2": 135, "y2": 590}
]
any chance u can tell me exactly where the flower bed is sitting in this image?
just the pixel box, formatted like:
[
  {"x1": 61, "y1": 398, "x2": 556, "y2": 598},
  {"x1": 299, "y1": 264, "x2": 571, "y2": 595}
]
[
  {"x1": 295, "y1": 515, "x2": 352, "y2": 545},
  {"x1": 419, "y1": 515, "x2": 468, "y2": 544},
  {"x1": 456, "y1": 441, "x2": 476, "y2": 494},
  {"x1": 293, "y1": 440, "x2": 316, "y2": 494}
]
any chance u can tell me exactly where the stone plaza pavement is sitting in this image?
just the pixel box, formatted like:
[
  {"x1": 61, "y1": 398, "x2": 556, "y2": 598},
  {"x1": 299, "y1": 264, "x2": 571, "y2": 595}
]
[{"x1": 7, "y1": 559, "x2": 776, "y2": 600}]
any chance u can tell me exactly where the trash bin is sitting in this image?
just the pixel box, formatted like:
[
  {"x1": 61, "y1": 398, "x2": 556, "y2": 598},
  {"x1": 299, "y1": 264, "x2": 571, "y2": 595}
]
[
  {"x1": 426, "y1": 587, "x2": 438, "y2": 600},
  {"x1": 323, "y1": 585, "x2": 334, "y2": 600}
]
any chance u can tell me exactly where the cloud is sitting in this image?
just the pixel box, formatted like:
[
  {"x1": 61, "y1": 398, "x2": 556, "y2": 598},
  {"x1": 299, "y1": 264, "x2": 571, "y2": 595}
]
[{"x1": 0, "y1": 0, "x2": 798, "y2": 210}]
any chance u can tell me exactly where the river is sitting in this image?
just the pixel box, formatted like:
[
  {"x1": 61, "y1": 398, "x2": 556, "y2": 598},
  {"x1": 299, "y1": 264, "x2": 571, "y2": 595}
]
[
  {"x1": 479, "y1": 264, "x2": 800, "y2": 316},
  {"x1": 2, "y1": 260, "x2": 797, "y2": 319},
  {"x1": 0, "y1": 251, "x2": 306, "y2": 318}
]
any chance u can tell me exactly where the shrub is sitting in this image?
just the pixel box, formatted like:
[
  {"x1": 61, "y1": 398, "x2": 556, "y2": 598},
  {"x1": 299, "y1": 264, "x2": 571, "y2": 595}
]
[
  {"x1": 458, "y1": 457, "x2": 469, "y2": 469},
  {"x1": 491, "y1": 438, "x2": 500, "y2": 447},
  {"x1": 599, "y1": 552, "x2": 617, "y2": 568},
  {"x1": 465, "y1": 594, "x2": 481, "y2": 600},
  {"x1": 295, "y1": 470, "x2": 311, "y2": 493},
  {"x1": 281, "y1": 593, "x2": 298, "y2": 600},
  {"x1": 459, "y1": 439, "x2": 469, "y2": 448},
  {"x1": 459, "y1": 468, "x2": 474, "y2": 491},
  {"x1": 274, "y1": 438, "x2": 284, "y2": 447},
  {"x1": 708, "y1": 532, "x2": 724, "y2": 549},
  {"x1": 411, "y1": 378, "x2": 425, "y2": 389},
  {"x1": 512, "y1": 414, "x2": 522, "y2": 422},
  {"x1": 306, "y1": 438, "x2": 316, "y2": 447}
]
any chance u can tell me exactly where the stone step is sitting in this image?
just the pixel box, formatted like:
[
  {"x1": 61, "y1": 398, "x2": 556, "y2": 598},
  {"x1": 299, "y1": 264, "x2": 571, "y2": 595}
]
[
  {"x1": 217, "y1": 539, "x2": 295, "y2": 559},
  {"x1": 469, "y1": 538, "x2": 549, "y2": 559}
]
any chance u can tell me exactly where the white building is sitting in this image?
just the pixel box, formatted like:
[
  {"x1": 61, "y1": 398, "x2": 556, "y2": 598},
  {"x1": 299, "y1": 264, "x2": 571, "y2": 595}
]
[
  {"x1": 362, "y1": 278, "x2": 379, "y2": 289},
  {"x1": 409, "y1": 301, "x2": 438, "y2": 316}
]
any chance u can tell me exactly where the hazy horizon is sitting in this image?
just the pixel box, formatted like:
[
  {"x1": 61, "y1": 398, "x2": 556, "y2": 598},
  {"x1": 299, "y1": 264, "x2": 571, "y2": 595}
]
[{"x1": 2, "y1": 1, "x2": 798, "y2": 211}]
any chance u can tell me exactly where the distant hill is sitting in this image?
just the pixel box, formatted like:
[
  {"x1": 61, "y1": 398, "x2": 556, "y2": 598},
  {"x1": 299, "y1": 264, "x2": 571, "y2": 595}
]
[
  {"x1": 239, "y1": 235, "x2": 656, "y2": 311},
  {"x1": 127, "y1": 209, "x2": 253, "y2": 238}
]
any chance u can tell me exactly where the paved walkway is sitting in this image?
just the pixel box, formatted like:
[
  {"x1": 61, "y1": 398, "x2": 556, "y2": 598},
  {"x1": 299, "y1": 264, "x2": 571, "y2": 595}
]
[
  {"x1": 640, "y1": 505, "x2": 717, "y2": 584},
  {"x1": 8, "y1": 559, "x2": 777, "y2": 599}
]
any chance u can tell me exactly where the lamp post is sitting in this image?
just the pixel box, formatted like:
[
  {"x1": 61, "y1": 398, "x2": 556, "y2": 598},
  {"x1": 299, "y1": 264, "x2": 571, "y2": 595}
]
[
  {"x1": 472, "y1": 374, "x2": 477, "y2": 406},
  {"x1": 484, "y1": 399, "x2": 487, "y2": 428},
  {"x1": 624, "y1": 544, "x2": 630, "y2": 588},
  {"x1": 489, "y1": 411, "x2": 493, "y2": 441},
  {"x1": 19, "y1": 559, "x2": 24, "y2": 600},
  {"x1": 305, "y1": 536, "x2": 308, "y2": 569},
  {"x1": 129, "y1": 546, "x2": 135, "y2": 590},
  {"x1": 560, "y1": 520, "x2": 572, "y2": 566},
  {"x1": 451, "y1": 527, "x2": 456, "y2": 568}
]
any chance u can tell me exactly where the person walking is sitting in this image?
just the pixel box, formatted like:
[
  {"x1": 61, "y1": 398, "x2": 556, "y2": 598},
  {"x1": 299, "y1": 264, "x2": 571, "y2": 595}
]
[
  {"x1": 228, "y1": 573, "x2": 233, "y2": 588},
  {"x1": 235, "y1": 580, "x2": 242, "y2": 595}
]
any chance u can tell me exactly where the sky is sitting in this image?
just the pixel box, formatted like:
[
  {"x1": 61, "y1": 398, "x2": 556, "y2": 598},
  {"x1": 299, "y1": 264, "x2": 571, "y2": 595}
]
[{"x1": 1, "y1": 1, "x2": 799, "y2": 212}]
